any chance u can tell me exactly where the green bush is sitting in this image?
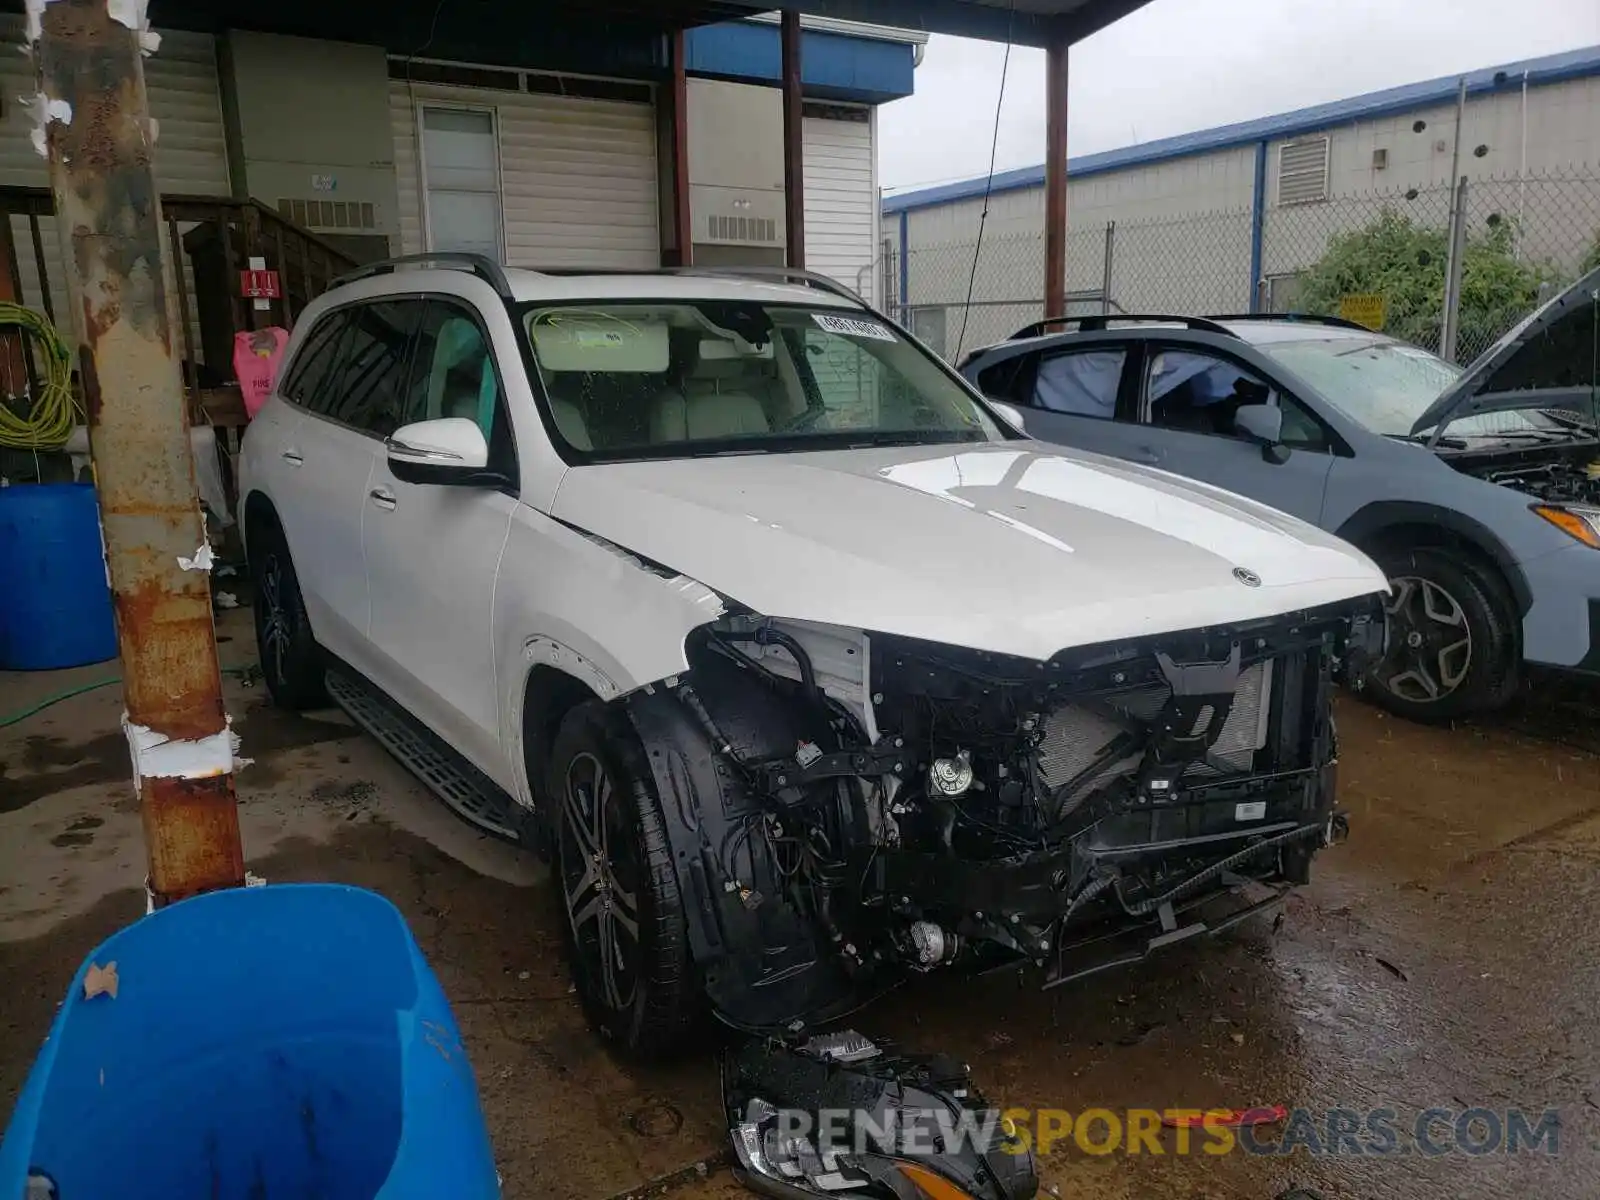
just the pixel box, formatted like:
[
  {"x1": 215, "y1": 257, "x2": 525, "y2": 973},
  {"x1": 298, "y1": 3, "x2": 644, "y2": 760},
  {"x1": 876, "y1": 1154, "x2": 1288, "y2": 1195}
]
[
  {"x1": 1581, "y1": 229, "x2": 1600, "y2": 275},
  {"x1": 1295, "y1": 209, "x2": 1558, "y2": 354}
]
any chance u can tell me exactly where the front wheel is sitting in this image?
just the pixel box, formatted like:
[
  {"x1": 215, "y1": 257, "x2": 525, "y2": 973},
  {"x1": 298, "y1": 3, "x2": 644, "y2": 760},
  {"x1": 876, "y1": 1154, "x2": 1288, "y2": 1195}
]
[
  {"x1": 548, "y1": 702, "x2": 698, "y2": 1058},
  {"x1": 1364, "y1": 546, "x2": 1518, "y2": 722},
  {"x1": 249, "y1": 520, "x2": 327, "y2": 710}
]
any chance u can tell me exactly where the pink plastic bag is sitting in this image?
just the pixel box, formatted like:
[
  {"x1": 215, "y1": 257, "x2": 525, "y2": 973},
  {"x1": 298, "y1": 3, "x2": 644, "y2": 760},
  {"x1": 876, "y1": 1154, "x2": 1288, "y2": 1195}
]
[{"x1": 233, "y1": 327, "x2": 289, "y2": 420}]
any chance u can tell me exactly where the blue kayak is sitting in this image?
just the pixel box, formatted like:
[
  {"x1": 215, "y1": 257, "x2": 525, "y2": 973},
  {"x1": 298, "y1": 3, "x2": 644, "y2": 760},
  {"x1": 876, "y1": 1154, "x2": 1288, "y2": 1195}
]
[{"x1": 0, "y1": 883, "x2": 499, "y2": 1199}]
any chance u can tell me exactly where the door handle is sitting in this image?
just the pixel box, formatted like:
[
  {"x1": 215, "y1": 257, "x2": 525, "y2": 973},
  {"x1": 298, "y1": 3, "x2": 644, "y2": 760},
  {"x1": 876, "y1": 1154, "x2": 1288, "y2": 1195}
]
[
  {"x1": 369, "y1": 487, "x2": 396, "y2": 511},
  {"x1": 281, "y1": 448, "x2": 304, "y2": 466},
  {"x1": 1131, "y1": 445, "x2": 1162, "y2": 465}
]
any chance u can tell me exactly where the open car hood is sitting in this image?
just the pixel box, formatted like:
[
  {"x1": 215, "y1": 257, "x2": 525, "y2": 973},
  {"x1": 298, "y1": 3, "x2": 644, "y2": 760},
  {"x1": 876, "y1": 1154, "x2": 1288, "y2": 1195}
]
[
  {"x1": 552, "y1": 443, "x2": 1387, "y2": 662},
  {"x1": 1410, "y1": 264, "x2": 1600, "y2": 439}
]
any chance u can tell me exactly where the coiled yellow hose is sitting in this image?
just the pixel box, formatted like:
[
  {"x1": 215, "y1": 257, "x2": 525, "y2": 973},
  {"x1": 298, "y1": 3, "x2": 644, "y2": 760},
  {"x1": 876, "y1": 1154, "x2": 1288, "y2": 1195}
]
[{"x1": 0, "y1": 303, "x2": 77, "y2": 450}]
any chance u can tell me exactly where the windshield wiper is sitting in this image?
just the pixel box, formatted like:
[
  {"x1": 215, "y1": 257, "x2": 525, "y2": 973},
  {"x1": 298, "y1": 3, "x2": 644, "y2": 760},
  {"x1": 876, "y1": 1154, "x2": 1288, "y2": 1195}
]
[
  {"x1": 1390, "y1": 432, "x2": 1470, "y2": 450},
  {"x1": 674, "y1": 429, "x2": 989, "y2": 458},
  {"x1": 837, "y1": 430, "x2": 989, "y2": 449}
]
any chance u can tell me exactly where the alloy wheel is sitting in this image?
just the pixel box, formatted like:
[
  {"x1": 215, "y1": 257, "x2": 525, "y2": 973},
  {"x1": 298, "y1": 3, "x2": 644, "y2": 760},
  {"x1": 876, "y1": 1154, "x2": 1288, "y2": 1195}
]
[
  {"x1": 560, "y1": 752, "x2": 640, "y2": 1013},
  {"x1": 1376, "y1": 574, "x2": 1473, "y2": 704},
  {"x1": 258, "y1": 554, "x2": 293, "y2": 685}
]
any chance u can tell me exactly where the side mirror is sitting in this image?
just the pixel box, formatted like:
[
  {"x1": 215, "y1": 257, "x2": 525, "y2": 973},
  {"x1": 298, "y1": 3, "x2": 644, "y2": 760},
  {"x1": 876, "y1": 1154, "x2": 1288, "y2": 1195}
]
[
  {"x1": 1232, "y1": 404, "x2": 1290, "y2": 464},
  {"x1": 986, "y1": 400, "x2": 1028, "y2": 435},
  {"x1": 385, "y1": 418, "x2": 491, "y2": 485}
]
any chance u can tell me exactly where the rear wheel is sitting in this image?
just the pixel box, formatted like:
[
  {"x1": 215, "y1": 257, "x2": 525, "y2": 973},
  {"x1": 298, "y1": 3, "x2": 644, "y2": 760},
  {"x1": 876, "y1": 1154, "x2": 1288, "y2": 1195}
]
[
  {"x1": 250, "y1": 520, "x2": 327, "y2": 710},
  {"x1": 1364, "y1": 546, "x2": 1518, "y2": 722},
  {"x1": 548, "y1": 702, "x2": 698, "y2": 1058}
]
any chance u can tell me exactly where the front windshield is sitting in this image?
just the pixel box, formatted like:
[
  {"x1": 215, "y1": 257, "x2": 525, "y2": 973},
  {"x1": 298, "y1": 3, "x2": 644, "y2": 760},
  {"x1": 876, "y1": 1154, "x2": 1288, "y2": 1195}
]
[
  {"x1": 519, "y1": 301, "x2": 1003, "y2": 459},
  {"x1": 1260, "y1": 336, "x2": 1552, "y2": 439}
]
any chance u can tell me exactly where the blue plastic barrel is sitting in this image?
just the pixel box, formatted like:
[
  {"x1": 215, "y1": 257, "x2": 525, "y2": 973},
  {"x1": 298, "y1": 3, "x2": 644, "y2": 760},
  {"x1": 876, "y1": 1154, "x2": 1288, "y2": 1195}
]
[
  {"x1": 0, "y1": 482, "x2": 118, "y2": 670},
  {"x1": 0, "y1": 884, "x2": 501, "y2": 1200}
]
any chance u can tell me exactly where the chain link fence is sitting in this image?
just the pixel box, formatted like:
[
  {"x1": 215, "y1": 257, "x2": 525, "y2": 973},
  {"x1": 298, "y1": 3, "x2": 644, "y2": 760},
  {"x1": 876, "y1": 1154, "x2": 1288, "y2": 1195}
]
[
  {"x1": 891, "y1": 226, "x2": 1105, "y2": 363},
  {"x1": 894, "y1": 169, "x2": 1600, "y2": 366}
]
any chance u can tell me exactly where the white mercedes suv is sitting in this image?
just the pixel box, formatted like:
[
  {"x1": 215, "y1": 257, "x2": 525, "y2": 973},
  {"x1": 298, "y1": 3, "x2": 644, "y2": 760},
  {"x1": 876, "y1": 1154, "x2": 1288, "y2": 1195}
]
[{"x1": 239, "y1": 255, "x2": 1386, "y2": 1060}]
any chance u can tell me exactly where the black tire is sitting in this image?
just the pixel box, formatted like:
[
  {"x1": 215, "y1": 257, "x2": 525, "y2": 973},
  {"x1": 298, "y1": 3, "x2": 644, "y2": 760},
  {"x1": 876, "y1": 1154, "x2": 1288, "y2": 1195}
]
[
  {"x1": 249, "y1": 518, "x2": 327, "y2": 710},
  {"x1": 547, "y1": 701, "x2": 698, "y2": 1058},
  {"x1": 1364, "y1": 545, "x2": 1519, "y2": 723}
]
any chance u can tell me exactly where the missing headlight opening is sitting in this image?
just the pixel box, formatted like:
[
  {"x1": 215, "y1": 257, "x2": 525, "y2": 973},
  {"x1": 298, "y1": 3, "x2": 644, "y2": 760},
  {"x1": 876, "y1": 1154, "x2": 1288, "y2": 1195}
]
[{"x1": 627, "y1": 603, "x2": 1368, "y2": 1037}]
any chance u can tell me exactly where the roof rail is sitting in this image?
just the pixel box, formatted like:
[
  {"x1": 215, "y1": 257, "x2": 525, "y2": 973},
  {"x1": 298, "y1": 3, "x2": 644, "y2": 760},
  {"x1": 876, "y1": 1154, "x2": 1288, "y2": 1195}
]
[
  {"x1": 1008, "y1": 313, "x2": 1236, "y2": 341},
  {"x1": 331, "y1": 252, "x2": 513, "y2": 300},
  {"x1": 536, "y1": 265, "x2": 867, "y2": 307},
  {"x1": 669, "y1": 265, "x2": 867, "y2": 306},
  {"x1": 1200, "y1": 312, "x2": 1375, "y2": 332}
]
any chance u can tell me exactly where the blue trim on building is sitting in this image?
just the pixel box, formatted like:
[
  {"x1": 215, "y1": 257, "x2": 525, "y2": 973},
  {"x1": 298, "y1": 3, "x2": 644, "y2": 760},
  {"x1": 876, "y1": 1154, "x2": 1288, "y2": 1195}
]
[
  {"x1": 883, "y1": 43, "x2": 1600, "y2": 213},
  {"x1": 684, "y1": 21, "x2": 915, "y2": 104},
  {"x1": 1248, "y1": 141, "x2": 1267, "y2": 313},
  {"x1": 898, "y1": 209, "x2": 910, "y2": 320}
]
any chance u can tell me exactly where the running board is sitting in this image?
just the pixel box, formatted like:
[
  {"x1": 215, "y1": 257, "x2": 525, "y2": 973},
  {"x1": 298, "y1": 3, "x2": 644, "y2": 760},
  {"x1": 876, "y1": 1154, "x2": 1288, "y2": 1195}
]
[{"x1": 325, "y1": 668, "x2": 530, "y2": 845}]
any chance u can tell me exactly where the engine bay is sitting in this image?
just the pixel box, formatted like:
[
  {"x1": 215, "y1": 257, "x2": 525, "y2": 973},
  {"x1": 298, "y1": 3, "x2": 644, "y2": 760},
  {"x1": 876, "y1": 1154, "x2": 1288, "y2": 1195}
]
[
  {"x1": 1444, "y1": 440, "x2": 1600, "y2": 505},
  {"x1": 626, "y1": 603, "x2": 1376, "y2": 1033}
]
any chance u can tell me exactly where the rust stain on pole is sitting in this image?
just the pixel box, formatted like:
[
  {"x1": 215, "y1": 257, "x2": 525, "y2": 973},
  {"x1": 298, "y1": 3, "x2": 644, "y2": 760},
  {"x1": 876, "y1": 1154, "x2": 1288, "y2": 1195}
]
[{"x1": 34, "y1": 0, "x2": 243, "y2": 903}]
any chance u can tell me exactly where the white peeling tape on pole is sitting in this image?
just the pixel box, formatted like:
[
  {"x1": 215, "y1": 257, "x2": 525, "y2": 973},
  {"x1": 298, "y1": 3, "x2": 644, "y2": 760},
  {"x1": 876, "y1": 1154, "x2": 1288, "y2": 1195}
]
[
  {"x1": 122, "y1": 715, "x2": 249, "y2": 794},
  {"x1": 177, "y1": 540, "x2": 215, "y2": 572},
  {"x1": 23, "y1": 94, "x2": 71, "y2": 159}
]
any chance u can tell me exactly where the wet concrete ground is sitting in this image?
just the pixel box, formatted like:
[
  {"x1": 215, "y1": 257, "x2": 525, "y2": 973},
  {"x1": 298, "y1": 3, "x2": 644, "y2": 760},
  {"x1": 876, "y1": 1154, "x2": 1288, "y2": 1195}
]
[{"x1": 3, "y1": 610, "x2": 1597, "y2": 1200}]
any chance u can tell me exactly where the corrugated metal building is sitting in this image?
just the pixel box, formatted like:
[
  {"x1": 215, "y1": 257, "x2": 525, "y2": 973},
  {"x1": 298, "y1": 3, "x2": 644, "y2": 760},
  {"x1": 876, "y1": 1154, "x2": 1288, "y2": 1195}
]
[
  {"x1": 0, "y1": 12, "x2": 923, "y2": 379},
  {"x1": 885, "y1": 45, "x2": 1600, "y2": 357}
]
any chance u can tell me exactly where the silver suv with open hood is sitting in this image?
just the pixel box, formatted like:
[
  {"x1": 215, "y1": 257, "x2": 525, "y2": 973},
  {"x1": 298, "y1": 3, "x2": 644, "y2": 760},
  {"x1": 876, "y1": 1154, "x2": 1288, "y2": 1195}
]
[{"x1": 962, "y1": 266, "x2": 1600, "y2": 722}]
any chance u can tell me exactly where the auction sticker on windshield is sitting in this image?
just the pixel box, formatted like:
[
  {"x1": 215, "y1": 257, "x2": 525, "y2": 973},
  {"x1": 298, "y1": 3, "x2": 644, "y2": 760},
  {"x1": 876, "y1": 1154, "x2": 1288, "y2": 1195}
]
[{"x1": 814, "y1": 313, "x2": 896, "y2": 342}]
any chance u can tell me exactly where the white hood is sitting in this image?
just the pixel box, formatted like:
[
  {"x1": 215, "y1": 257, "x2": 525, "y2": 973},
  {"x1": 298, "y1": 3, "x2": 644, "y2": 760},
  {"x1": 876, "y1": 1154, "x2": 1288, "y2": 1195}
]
[{"x1": 551, "y1": 443, "x2": 1386, "y2": 661}]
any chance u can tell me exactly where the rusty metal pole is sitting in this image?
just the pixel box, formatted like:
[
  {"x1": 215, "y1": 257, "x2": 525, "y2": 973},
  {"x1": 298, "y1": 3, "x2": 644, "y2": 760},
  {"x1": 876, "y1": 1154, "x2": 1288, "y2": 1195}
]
[
  {"x1": 32, "y1": 0, "x2": 244, "y2": 905},
  {"x1": 666, "y1": 28, "x2": 693, "y2": 267},
  {"x1": 1043, "y1": 32, "x2": 1070, "y2": 322},
  {"x1": 780, "y1": 9, "x2": 805, "y2": 269}
]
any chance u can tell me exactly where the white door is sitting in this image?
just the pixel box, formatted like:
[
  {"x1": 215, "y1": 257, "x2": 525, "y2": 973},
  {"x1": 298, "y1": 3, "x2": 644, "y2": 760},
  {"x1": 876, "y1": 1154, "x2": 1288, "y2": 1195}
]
[
  {"x1": 363, "y1": 297, "x2": 516, "y2": 784},
  {"x1": 421, "y1": 107, "x2": 504, "y2": 260},
  {"x1": 265, "y1": 300, "x2": 416, "y2": 672}
]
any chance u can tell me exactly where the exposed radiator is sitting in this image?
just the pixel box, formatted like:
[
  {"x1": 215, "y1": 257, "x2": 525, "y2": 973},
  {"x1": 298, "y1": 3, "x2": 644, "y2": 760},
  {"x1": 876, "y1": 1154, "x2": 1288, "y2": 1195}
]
[{"x1": 1036, "y1": 660, "x2": 1274, "y2": 796}]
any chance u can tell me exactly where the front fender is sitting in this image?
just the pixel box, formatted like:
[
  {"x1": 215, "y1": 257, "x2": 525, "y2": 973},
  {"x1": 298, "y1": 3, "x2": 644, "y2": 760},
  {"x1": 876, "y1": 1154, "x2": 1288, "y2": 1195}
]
[
  {"x1": 1335, "y1": 499, "x2": 1532, "y2": 615},
  {"x1": 493, "y1": 507, "x2": 730, "y2": 808}
]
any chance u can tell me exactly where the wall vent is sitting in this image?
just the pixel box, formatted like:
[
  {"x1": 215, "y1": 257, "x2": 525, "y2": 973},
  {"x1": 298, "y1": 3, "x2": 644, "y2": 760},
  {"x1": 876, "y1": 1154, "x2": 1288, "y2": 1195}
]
[
  {"x1": 1277, "y1": 137, "x2": 1330, "y2": 206},
  {"x1": 708, "y1": 214, "x2": 777, "y2": 243},
  {"x1": 279, "y1": 198, "x2": 378, "y2": 231}
]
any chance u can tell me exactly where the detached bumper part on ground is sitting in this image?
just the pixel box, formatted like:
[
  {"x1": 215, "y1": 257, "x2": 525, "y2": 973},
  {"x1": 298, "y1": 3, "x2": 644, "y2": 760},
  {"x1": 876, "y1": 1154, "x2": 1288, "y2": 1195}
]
[{"x1": 723, "y1": 1033, "x2": 1038, "y2": 1200}]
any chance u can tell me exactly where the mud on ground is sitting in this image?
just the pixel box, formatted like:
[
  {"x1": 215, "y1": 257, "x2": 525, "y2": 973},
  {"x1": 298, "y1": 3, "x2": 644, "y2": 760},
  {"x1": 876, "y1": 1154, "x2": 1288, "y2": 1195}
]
[{"x1": 3, "y1": 611, "x2": 1597, "y2": 1200}]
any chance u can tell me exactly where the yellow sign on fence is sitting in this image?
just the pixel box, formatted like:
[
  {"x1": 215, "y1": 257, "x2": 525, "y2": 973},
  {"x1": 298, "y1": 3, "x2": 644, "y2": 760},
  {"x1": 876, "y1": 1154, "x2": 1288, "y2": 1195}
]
[{"x1": 1338, "y1": 293, "x2": 1386, "y2": 331}]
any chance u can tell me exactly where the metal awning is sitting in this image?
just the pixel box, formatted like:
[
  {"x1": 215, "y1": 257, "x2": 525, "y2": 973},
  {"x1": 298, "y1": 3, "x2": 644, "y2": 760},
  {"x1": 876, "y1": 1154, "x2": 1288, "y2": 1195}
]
[
  {"x1": 133, "y1": 0, "x2": 1150, "y2": 53},
  {"x1": 718, "y1": 1, "x2": 1152, "y2": 47}
]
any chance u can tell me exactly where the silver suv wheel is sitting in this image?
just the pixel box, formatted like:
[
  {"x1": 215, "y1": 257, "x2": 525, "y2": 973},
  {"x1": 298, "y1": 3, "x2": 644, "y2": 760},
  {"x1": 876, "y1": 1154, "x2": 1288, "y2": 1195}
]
[{"x1": 1377, "y1": 573, "x2": 1473, "y2": 703}]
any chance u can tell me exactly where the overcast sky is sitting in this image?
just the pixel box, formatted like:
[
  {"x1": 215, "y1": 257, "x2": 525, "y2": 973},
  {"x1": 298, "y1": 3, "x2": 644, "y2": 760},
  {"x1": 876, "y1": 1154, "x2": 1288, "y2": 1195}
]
[{"x1": 878, "y1": 0, "x2": 1600, "y2": 192}]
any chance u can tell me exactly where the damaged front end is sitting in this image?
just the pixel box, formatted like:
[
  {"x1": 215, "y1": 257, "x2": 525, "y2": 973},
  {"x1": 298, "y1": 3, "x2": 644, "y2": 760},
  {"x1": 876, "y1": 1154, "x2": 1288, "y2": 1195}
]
[{"x1": 627, "y1": 601, "x2": 1380, "y2": 1035}]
